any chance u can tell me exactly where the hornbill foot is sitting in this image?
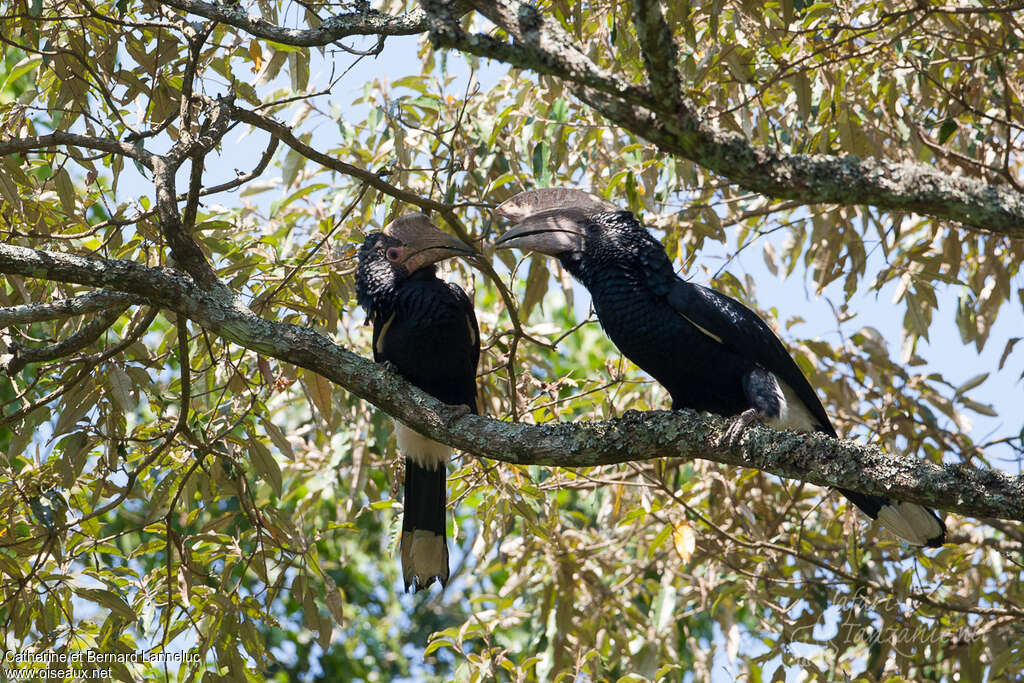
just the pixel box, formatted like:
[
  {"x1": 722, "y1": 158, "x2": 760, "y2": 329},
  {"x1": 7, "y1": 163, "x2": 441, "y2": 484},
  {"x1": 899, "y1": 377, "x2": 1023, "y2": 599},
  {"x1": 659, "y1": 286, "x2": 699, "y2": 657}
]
[
  {"x1": 444, "y1": 404, "x2": 471, "y2": 428},
  {"x1": 379, "y1": 359, "x2": 399, "y2": 374},
  {"x1": 719, "y1": 408, "x2": 762, "y2": 448}
]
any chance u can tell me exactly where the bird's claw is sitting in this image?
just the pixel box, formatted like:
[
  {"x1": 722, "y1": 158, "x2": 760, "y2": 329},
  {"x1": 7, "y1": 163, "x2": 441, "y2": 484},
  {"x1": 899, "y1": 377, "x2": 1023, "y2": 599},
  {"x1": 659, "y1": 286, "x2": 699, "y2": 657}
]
[
  {"x1": 719, "y1": 409, "x2": 761, "y2": 448},
  {"x1": 380, "y1": 360, "x2": 399, "y2": 374}
]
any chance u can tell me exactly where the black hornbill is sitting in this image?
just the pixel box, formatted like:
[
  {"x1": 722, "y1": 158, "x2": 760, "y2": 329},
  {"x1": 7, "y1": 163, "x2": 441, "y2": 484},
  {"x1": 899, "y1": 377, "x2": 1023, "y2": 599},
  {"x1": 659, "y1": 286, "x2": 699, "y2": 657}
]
[
  {"x1": 494, "y1": 188, "x2": 945, "y2": 547},
  {"x1": 355, "y1": 215, "x2": 480, "y2": 590}
]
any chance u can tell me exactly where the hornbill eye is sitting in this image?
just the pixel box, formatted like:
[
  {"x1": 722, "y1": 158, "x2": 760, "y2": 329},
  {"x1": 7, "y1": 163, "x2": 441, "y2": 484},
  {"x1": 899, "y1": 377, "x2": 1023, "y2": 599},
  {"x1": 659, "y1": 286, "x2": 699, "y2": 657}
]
[{"x1": 385, "y1": 247, "x2": 402, "y2": 262}]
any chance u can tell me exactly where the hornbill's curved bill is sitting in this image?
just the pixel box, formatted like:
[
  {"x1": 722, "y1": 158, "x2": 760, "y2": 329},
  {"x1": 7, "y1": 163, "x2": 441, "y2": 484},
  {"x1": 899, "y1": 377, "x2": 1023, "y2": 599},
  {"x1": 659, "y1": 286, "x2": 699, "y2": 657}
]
[
  {"x1": 493, "y1": 188, "x2": 946, "y2": 548},
  {"x1": 355, "y1": 215, "x2": 480, "y2": 591},
  {"x1": 492, "y1": 188, "x2": 618, "y2": 256},
  {"x1": 382, "y1": 214, "x2": 477, "y2": 271}
]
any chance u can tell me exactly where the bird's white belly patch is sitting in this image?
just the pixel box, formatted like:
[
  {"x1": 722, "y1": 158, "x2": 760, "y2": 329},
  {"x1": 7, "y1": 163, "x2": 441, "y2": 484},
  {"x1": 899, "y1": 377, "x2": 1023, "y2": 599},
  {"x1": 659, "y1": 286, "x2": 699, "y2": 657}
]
[
  {"x1": 767, "y1": 377, "x2": 818, "y2": 432},
  {"x1": 394, "y1": 420, "x2": 450, "y2": 469}
]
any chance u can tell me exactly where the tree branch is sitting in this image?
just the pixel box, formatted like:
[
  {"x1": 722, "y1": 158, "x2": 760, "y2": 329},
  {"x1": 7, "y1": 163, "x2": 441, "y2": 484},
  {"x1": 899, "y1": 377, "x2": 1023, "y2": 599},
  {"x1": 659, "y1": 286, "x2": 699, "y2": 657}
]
[
  {"x1": 199, "y1": 135, "x2": 279, "y2": 196},
  {"x1": 225, "y1": 100, "x2": 453, "y2": 214},
  {"x1": 631, "y1": 0, "x2": 683, "y2": 106},
  {"x1": 2, "y1": 305, "x2": 127, "y2": 374},
  {"x1": 583, "y1": 86, "x2": 1024, "y2": 238},
  {"x1": 0, "y1": 306, "x2": 158, "y2": 427},
  {"x1": 157, "y1": 0, "x2": 437, "y2": 46},
  {"x1": 429, "y1": 0, "x2": 1024, "y2": 238},
  {"x1": 151, "y1": 154, "x2": 221, "y2": 289},
  {"x1": 425, "y1": 0, "x2": 649, "y2": 106},
  {"x1": 166, "y1": 94, "x2": 234, "y2": 169},
  {"x1": 150, "y1": 95, "x2": 236, "y2": 288},
  {"x1": 0, "y1": 291, "x2": 142, "y2": 326},
  {"x1": 0, "y1": 131, "x2": 155, "y2": 169},
  {"x1": 1, "y1": 242, "x2": 1021, "y2": 524}
]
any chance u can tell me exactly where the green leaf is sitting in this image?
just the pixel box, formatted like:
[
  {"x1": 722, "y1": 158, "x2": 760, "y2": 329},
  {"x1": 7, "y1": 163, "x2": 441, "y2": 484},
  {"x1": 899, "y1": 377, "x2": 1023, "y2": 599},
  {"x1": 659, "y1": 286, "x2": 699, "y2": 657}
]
[
  {"x1": 105, "y1": 364, "x2": 133, "y2": 412},
  {"x1": 281, "y1": 143, "x2": 307, "y2": 188},
  {"x1": 2, "y1": 56, "x2": 42, "y2": 92},
  {"x1": 54, "y1": 167, "x2": 75, "y2": 215},
  {"x1": 54, "y1": 385, "x2": 100, "y2": 437},
  {"x1": 955, "y1": 372, "x2": 988, "y2": 395},
  {"x1": 520, "y1": 255, "x2": 551, "y2": 322},
  {"x1": 59, "y1": 432, "x2": 90, "y2": 489},
  {"x1": 249, "y1": 437, "x2": 282, "y2": 496},
  {"x1": 531, "y1": 141, "x2": 551, "y2": 187},
  {"x1": 938, "y1": 118, "x2": 957, "y2": 144},
  {"x1": 549, "y1": 98, "x2": 568, "y2": 123},
  {"x1": 998, "y1": 337, "x2": 1021, "y2": 370},
  {"x1": 960, "y1": 397, "x2": 998, "y2": 417},
  {"x1": 74, "y1": 588, "x2": 135, "y2": 620},
  {"x1": 288, "y1": 50, "x2": 309, "y2": 91},
  {"x1": 235, "y1": 80, "x2": 261, "y2": 106}
]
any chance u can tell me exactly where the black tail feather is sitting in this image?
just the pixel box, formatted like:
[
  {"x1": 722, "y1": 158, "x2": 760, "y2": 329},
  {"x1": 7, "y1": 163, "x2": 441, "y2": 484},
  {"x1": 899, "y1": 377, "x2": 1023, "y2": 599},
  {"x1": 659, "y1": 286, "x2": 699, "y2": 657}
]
[{"x1": 401, "y1": 458, "x2": 449, "y2": 591}]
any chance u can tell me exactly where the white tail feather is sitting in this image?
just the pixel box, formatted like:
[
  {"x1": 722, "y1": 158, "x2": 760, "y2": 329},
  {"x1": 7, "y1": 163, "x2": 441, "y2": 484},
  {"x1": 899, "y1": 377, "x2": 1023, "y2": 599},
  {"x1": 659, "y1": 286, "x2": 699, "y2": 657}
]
[
  {"x1": 401, "y1": 530, "x2": 449, "y2": 590},
  {"x1": 876, "y1": 502, "x2": 945, "y2": 546}
]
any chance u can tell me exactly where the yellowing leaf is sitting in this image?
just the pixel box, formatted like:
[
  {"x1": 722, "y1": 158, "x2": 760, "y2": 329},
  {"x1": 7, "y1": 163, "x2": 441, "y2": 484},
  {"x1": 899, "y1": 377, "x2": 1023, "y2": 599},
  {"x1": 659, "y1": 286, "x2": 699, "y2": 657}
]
[
  {"x1": 303, "y1": 369, "x2": 333, "y2": 424},
  {"x1": 248, "y1": 39, "x2": 263, "y2": 73},
  {"x1": 520, "y1": 255, "x2": 550, "y2": 322},
  {"x1": 672, "y1": 520, "x2": 696, "y2": 563}
]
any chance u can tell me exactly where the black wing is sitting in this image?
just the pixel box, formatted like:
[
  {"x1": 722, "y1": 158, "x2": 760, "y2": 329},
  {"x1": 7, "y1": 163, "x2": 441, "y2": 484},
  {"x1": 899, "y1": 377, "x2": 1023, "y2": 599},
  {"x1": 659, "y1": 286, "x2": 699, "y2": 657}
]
[
  {"x1": 667, "y1": 280, "x2": 835, "y2": 436},
  {"x1": 372, "y1": 277, "x2": 479, "y2": 413},
  {"x1": 447, "y1": 281, "x2": 480, "y2": 415}
]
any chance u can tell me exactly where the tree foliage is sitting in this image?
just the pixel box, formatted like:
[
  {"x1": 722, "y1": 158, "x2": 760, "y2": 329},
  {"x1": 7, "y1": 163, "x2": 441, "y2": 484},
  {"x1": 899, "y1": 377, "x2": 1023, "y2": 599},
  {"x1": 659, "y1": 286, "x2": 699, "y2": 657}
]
[{"x1": 1, "y1": 0, "x2": 1022, "y2": 680}]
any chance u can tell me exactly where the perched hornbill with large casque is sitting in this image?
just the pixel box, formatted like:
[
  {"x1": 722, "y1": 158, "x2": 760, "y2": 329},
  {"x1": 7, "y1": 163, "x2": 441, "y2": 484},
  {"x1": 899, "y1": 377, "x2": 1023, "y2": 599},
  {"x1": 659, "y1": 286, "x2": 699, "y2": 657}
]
[
  {"x1": 494, "y1": 188, "x2": 945, "y2": 547},
  {"x1": 356, "y1": 215, "x2": 480, "y2": 591}
]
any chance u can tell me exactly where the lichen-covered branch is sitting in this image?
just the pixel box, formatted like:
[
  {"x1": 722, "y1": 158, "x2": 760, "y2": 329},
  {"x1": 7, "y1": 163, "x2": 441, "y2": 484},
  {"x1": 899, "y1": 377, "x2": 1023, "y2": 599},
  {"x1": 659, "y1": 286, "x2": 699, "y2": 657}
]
[
  {"x1": 0, "y1": 291, "x2": 142, "y2": 326},
  {"x1": 426, "y1": 0, "x2": 1024, "y2": 237},
  {"x1": 631, "y1": 0, "x2": 683, "y2": 106},
  {"x1": 2, "y1": 242, "x2": 1021, "y2": 523},
  {"x1": 157, "y1": 0, "x2": 439, "y2": 46},
  {"x1": 151, "y1": 95, "x2": 236, "y2": 289},
  {"x1": 456, "y1": 0, "x2": 648, "y2": 105},
  {"x1": 2, "y1": 304, "x2": 128, "y2": 374},
  {"x1": 0, "y1": 131, "x2": 155, "y2": 168}
]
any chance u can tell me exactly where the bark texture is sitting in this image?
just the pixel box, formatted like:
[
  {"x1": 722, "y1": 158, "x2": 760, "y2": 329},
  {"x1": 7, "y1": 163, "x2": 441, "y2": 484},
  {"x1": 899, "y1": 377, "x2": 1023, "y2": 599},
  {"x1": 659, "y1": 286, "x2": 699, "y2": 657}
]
[{"x1": 2, "y1": 242, "x2": 1021, "y2": 523}]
